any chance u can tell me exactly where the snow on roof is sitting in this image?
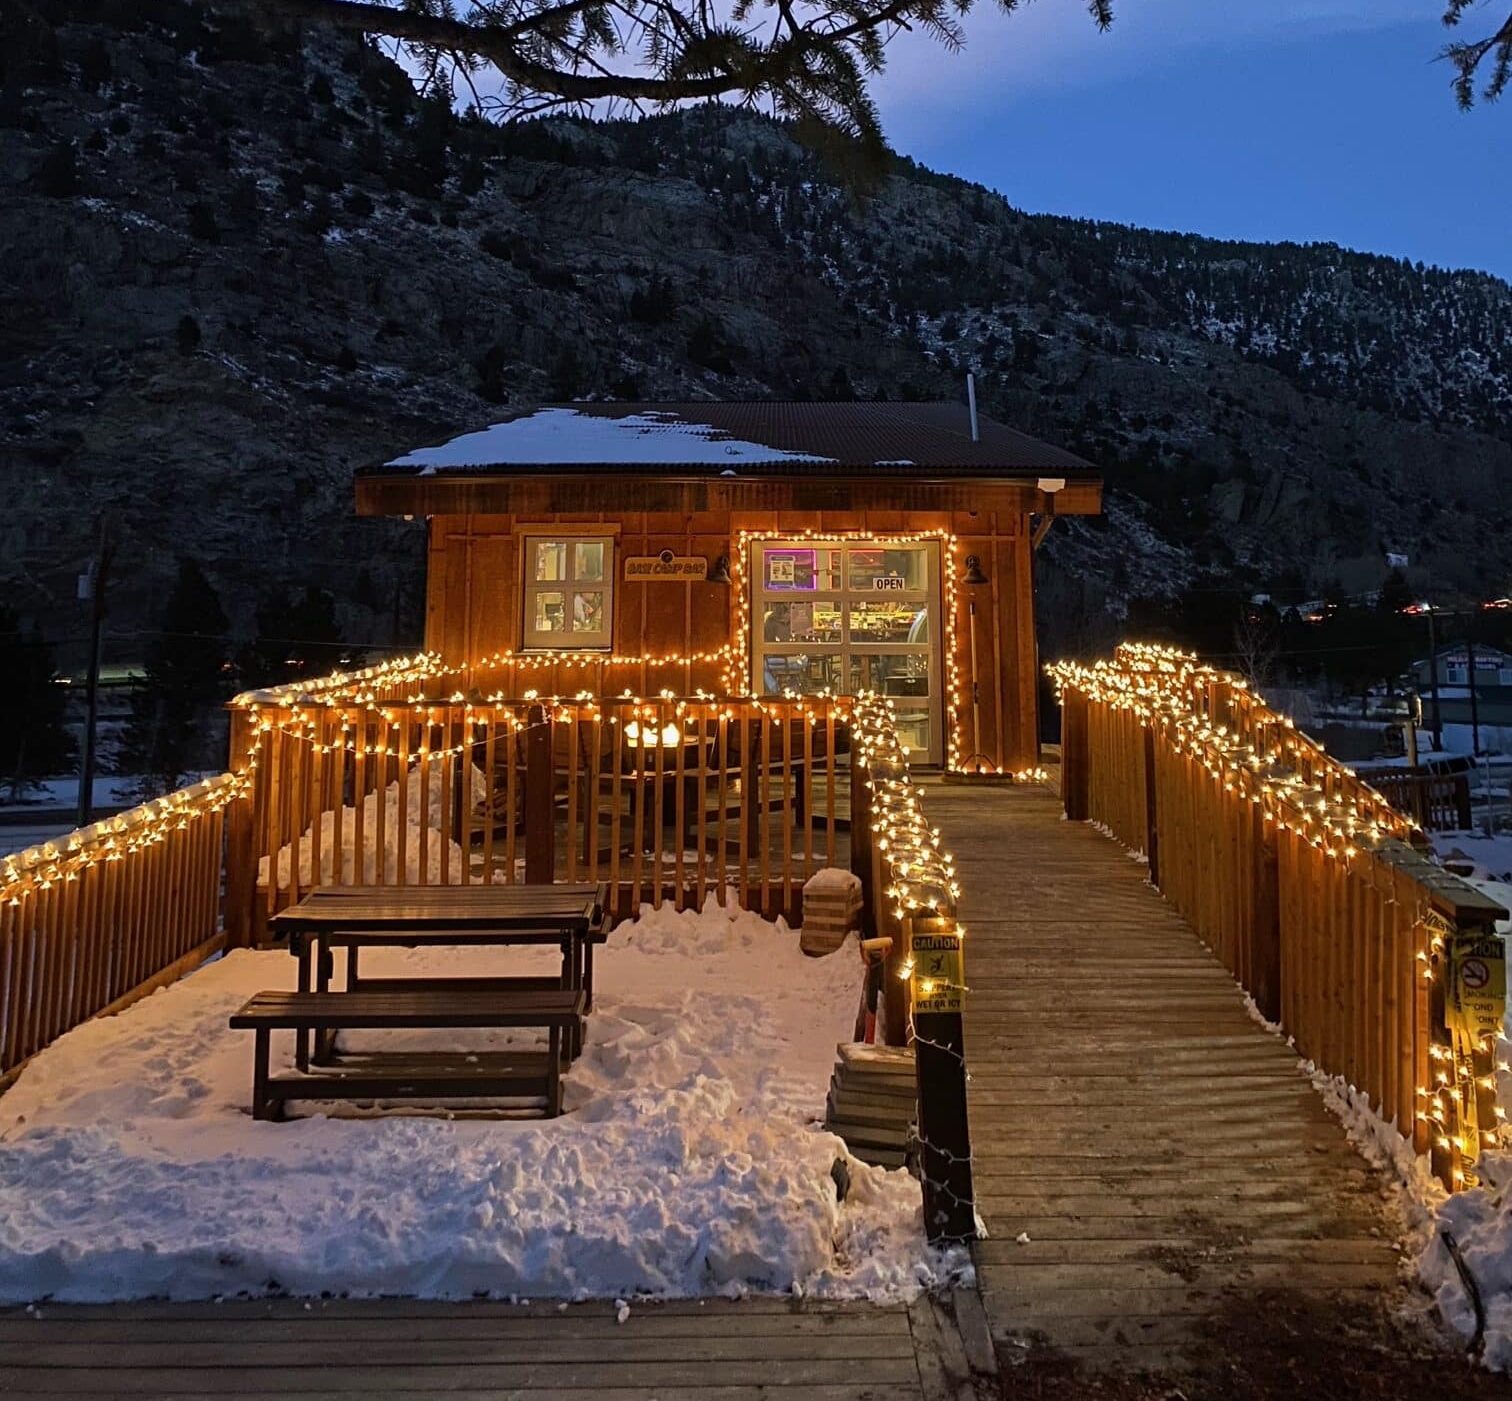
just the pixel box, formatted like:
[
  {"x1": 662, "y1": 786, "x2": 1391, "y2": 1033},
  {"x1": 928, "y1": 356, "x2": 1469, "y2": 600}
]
[{"x1": 388, "y1": 408, "x2": 837, "y2": 473}]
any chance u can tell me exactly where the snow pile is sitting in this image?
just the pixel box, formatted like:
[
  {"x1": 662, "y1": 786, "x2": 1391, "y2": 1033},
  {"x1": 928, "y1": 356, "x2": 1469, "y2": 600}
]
[
  {"x1": 259, "y1": 765, "x2": 487, "y2": 889},
  {"x1": 0, "y1": 898, "x2": 957, "y2": 1304},
  {"x1": 387, "y1": 408, "x2": 837, "y2": 471}
]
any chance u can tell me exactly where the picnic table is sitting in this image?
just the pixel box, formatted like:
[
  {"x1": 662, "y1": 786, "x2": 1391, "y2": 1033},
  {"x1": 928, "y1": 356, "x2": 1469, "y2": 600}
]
[{"x1": 231, "y1": 883, "x2": 609, "y2": 1120}]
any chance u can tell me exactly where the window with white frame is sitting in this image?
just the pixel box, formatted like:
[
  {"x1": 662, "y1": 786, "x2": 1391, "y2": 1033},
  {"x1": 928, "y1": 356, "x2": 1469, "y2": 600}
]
[{"x1": 522, "y1": 536, "x2": 613, "y2": 650}]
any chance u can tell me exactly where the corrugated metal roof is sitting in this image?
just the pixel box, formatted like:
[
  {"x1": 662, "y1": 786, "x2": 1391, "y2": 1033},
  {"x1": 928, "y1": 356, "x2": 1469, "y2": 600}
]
[{"x1": 367, "y1": 401, "x2": 1097, "y2": 478}]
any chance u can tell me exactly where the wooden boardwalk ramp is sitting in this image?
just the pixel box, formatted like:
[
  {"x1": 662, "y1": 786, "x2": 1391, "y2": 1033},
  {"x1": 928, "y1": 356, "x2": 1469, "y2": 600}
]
[{"x1": 927, "y1": 782, "x2": 1407, "y2": 1375}]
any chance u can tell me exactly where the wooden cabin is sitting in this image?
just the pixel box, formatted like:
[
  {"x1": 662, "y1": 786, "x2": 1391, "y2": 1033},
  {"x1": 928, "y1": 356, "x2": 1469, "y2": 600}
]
[{"x1": 355, "y1": 402, "x2": 1102, "y2": 771}]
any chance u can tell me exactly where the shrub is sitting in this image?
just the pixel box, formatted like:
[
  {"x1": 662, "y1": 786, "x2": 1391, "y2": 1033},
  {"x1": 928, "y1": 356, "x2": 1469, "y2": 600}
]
[
  {"x1": 176, "y1": 315, "x2": 201, "y2": 354},
  {"x1": 187, "y1": 202, "x2": 219, "y2": 242},
  {"x1": 31, "y1": 141, "x2": 78, "y2": 197},
  {"x1": 479, "y1": 229, "x2": 513, "y2": 261}
]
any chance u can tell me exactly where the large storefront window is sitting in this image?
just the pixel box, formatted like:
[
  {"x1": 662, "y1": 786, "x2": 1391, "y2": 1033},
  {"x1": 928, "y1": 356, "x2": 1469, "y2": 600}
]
[{"x1": 750, "y1": 539, "x2": 941, "y2": 763}]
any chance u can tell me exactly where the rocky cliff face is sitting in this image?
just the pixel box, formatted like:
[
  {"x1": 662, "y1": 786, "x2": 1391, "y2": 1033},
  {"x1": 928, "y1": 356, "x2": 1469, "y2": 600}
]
[{"x1": 4, "y1": 0, "x2": 1510, "y2": 668}]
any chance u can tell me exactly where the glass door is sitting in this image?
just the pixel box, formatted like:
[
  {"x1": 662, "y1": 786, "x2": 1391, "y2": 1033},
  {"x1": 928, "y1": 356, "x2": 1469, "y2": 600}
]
[{"x1": 750, "y1": 539, "x2": 942, "y2": 763}]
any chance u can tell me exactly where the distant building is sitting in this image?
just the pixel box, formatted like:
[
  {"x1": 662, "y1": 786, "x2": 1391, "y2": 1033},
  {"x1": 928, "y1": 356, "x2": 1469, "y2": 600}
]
[{"x1": 1410, "y1": 645, "x2": 1512, "y2": 731}]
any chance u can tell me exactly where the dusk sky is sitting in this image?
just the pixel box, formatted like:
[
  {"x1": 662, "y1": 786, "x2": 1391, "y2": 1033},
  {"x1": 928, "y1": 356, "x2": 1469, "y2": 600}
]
[{"x1": 874, "y1": 1, "x2": 1511, "y2": 279}]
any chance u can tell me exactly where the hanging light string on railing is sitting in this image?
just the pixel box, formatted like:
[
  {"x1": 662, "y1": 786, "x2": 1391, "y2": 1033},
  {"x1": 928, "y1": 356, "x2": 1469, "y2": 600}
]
[
  {"x1": 0, "y1": 768, "x2": 254, "y2": 905},
  {"x1": 851, "y1": 692, "x2": 976, "y2": 1230},
  {"x1": 1047, "y1": 642, "x2": 1416, "y2": 858},
  {"x1": 1048, "y1": 641, "x2": 1507, "y2": 1189},
  {"x1": 240, "y1": 688, "x2": 855, "y2": 766},
  {"x1": 234, "y1": 528, "x2": 1058, "y2": 780}
]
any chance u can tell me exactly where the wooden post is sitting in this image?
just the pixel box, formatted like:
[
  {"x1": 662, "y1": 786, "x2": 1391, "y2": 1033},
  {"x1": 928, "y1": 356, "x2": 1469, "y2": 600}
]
[
  {"x1": 524, "y1": 704, "x2": 555, "y2": 884},
  {"x1": 848, "y1": 735, "x2": 874, "y2": 936},
  {"x1": 1142, "y1": 725, "x2": 1160, "y2": 884},
  {"x1": 223, "y1": 707, "x2": 257, "y2": 948},
  {"x1": 1427, "y1": 931, "x2": 1454, "y2": 1189},
  {"x1": 910, "y1": 914, "x2": 976, "y2": 1246},
  {"x1": 1455, "y1": 773, "x2": 1473, "y2": 831},
  {"x1": 1250, "y1": 805, "x2": 1282, "y2": 1024},
  {"x1": 1062, "y1": 687, "x2": 1089, "y2": 821}
]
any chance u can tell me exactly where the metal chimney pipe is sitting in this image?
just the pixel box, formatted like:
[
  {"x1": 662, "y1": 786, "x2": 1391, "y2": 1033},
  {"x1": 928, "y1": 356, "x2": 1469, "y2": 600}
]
[{"x1": 966, "y1": 374, "x2": 979, "y2": 442}]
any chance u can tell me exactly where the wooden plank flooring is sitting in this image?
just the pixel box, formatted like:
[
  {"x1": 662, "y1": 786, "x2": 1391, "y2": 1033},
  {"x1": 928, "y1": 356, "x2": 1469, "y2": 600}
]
[
  {"x1": 0, "y1": 1296, "x2": 932, "y2": 1398},
  {"x1": 926, "y1": 782, "x2": 1405, "y2": 1373}
]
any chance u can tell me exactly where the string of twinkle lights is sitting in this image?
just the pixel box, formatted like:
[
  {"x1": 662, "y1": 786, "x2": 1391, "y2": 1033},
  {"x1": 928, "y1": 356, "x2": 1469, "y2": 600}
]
[
  {"x1": 0, "y1": 772, "x2": 250, "y2": 907},
  {"x1": 234, "y1": 528, "x2": 1056, "y2": 779},
  {"x1": 1049, "y1": 641, "x2": 1506, "y2": 1188},
  {"x1": 850, "y1": 691, "x2": 975, "y2": 1227}
]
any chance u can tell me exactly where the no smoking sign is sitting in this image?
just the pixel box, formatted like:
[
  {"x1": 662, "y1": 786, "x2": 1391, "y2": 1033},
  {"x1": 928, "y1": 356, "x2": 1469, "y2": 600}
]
[{"x1": 1448, "y1": 933, "x2": 1506, "y2": 1039}]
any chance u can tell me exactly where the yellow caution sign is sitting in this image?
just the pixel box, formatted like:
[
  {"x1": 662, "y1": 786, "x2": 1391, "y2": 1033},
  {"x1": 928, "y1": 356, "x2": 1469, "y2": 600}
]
[
  {"x1": 911, "y1": 931, "x2": 964, "y2": 1014},
  {"x1": 1447, "y1": 931, "x2": 1507, "y2": 1041}
]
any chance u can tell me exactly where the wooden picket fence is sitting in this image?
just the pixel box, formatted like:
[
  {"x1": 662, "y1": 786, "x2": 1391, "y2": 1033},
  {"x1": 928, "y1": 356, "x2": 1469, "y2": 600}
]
[
  {"x1": 1054, "y1": 643, "x2": 1508, "y2": 1190},
  {"x1": 1369, "y1": 768, "x2": 1474, "y2": 833},
  {"x1": 0, "y1": 776, "x2": 236, "y2": 1085},
  {"x1": 224, "y1": 694, "x2": 851, "y2": 938}
]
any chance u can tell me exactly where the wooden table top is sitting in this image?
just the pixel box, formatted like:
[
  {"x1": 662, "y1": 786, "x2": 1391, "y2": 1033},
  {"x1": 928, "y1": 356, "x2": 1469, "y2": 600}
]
[{"x1": 271, "y1": 883, "x2": 607, "y2": 933}]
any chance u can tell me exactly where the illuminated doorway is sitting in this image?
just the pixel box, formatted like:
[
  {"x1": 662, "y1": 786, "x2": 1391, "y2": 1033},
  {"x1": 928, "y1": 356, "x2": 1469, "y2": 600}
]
[{"x1": 749, "y1": 538, "x2": 943, "y2": 764}]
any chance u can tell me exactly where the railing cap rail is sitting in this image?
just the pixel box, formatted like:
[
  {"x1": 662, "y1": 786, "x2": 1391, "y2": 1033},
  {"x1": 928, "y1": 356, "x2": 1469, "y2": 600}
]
[
  {"x1": 1375, "y1": 838, "x2": 1509, "y2": 925},
  {"x1": 0, "y1": 773, "x2": 240, "y2": 883},
  {"x1": 229, "y1": 692, "x2": 853, "y2": 712}
]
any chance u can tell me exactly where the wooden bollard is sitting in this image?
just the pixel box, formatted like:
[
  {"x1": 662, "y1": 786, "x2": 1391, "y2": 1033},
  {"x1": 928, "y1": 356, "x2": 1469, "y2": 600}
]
[{"x1": 908, "y1": 911, "x2": 976, "y2": 1245}]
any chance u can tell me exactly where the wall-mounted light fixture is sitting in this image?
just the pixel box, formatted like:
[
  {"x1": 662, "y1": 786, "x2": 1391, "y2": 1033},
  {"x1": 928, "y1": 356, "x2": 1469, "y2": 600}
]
[
  {"x1": 963, "y1": 554, "x2": 989, "y2": 585},
  {"x1": 1032, "y1": 478, "x2": 1066, "y2": 551}
]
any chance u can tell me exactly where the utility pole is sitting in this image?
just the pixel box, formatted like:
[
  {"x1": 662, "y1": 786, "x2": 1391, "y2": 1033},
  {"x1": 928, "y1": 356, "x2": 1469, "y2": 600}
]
[
  {"x1": 1425, "y1": 604, "x2": 1444, "y2": 753},
  {"x1": 76, "y1": 517, "x2": 113, "y2": 829},
  {"x1": 1467, "y1": 628, "x2": 1482, "y2": 758}
]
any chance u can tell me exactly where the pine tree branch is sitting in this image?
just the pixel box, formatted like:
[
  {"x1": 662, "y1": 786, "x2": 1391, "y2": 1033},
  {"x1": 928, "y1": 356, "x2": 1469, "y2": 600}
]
[
  {"x1": 1441, "y1": 4, "x2": 1512, "y2": 107},
  {"x1": 232, "y1": 0, "x2": 744, "y2": 100}
]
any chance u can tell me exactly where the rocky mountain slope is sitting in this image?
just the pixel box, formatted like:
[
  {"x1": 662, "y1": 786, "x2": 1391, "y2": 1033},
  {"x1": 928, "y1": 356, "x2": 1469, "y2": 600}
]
[{"x1": 4, "y1": 0, "x2": 1511, "y2": 668}]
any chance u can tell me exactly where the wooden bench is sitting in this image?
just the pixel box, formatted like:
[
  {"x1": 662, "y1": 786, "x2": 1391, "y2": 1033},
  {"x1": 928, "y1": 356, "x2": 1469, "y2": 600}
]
[{"x1": 230, "y1": 989, "x2": 586, "y2": 1121}]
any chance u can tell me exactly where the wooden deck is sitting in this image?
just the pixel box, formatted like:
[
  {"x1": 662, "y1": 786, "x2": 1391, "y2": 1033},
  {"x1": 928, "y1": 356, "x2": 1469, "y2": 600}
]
[
  {"x1": 0, "y1": 779, "x2": 1449, "y2": 1396},
  {"x1": 0, "y1": 1295, "x2": 964, "y2": 1399},
  {"x1": 926, "y1": 780, "x2": 1406, "y2": 1373}
]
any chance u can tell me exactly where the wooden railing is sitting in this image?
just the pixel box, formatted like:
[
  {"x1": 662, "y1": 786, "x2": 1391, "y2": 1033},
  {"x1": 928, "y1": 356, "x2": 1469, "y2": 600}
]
[
  {"x1": 1053, "y1": 644, "x2": 1508, "y2": 1190},
  {"x1": 848, "y1": 694, "x2": 974, "y2": 1243},
  {"x1": 224, "y1": 693, "x2": 852, "y2": 936},
  {"x1": 0, "y1": 681, "x2": 977, "y2": 1245},
  {"x1": 1368, "y1": 769, "x2": 1474, "y2": 833},
  {"x1": 0, "y1": 775, "x2": 236, "y2": 1086}
]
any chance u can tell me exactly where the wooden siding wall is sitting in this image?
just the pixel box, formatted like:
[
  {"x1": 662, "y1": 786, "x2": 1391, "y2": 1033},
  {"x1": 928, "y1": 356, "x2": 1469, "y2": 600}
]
[{"x1": 423, "y1": 509, "x2": 1040, "y2": 771}]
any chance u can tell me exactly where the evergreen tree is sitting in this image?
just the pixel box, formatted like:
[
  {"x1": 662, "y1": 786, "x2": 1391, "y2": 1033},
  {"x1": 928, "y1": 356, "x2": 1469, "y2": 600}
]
[
  {"x1": 0, "y1": 609, "x2": 75, "y2": 800},
  {"x1": 117, "y1": 560, "x2": 232, "y2": 793},
  {"x1": 241, "y1": 585, "x2": 350, "y2": 688}
]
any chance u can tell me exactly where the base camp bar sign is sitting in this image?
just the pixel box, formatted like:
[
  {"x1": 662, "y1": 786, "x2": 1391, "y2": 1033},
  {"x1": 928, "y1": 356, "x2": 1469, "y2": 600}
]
[{"x1": 625, "y1": 551, "x2": 708, "y2": 581}]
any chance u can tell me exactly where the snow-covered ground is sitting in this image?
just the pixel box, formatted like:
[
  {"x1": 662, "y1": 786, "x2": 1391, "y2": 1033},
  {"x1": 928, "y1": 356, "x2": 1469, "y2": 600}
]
[
  {"x1": 0, "y1": 898, "x2": 958, "y2": 1305},
  {"x1": 0, "y1": 776, "x2": 147, "y2": 814},
  {"x1": 0, "y1": 824, "x2": 72, "y2": 859}
]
